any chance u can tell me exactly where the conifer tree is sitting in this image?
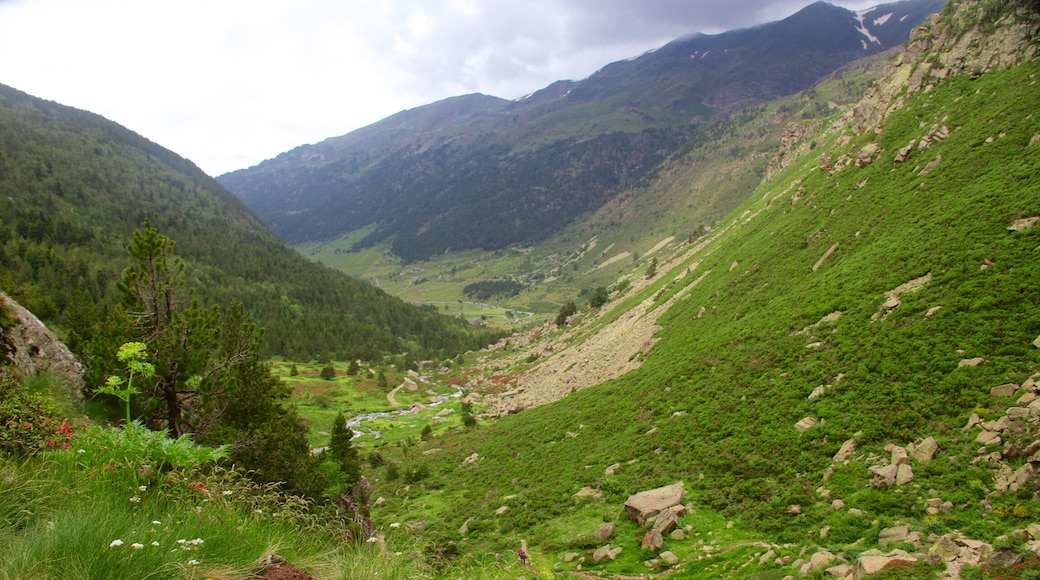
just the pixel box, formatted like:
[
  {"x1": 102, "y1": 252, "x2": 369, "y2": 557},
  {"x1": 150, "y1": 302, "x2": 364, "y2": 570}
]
[{"x1": 329, "y1": 412, "x2": 360, "y2": 484}]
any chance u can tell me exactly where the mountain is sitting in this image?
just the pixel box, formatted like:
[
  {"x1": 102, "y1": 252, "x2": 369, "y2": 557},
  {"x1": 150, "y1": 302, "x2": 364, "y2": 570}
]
[
  {"x1": 0, "y1": 84, "x2": 504, "y2": 363},
  {"x1": 358, "y1": 0, "x2": 1040, "y2": 575},
  {"x1": 219, "y1": 0, "x2": 945, "y2": 263}
]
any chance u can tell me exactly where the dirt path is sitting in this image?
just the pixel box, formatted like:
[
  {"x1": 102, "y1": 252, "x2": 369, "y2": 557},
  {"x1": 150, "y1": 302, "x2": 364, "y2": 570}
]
[{"x1": 386, "y1": 384, "x2": 402, "y2": 407}]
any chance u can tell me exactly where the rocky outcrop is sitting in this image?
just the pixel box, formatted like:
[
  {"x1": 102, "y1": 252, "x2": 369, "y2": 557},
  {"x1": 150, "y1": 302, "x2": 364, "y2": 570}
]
[{"x1": 0, "y1": 290, "x2": 84, "y2": 400}]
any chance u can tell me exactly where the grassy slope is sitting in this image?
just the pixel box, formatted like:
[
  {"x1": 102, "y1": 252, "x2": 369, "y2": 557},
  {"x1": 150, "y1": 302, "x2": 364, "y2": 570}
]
[{"x1": 362, "y1": 44, "x2": 1040, "y2": 577}]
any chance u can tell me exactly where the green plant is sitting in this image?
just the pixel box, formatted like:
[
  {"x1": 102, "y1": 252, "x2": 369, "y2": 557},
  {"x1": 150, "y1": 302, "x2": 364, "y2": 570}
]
[{"x1": 94, "y1": 341, "x2": 154, "y2": 425}]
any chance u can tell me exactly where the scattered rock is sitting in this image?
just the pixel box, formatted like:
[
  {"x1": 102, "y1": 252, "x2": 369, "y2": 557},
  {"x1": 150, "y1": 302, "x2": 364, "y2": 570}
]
[
  {"x1": 573, "y1": 487, "x2": 603, "y2": 501},
  {"x1": 870, "y1": 464, "x2": 899, "y2": 488},
  {"x1": 852, "y1": 551, "x2": 918, "y2": 579},
  {"x1": 832, "y1": 499, "x2": 846, "y2": 510},
  {"x1": 896, "y1": 463, "x2": 915, "y2": 485},
  {"x1": 959, "y1": 357, "x2": 986, "y2": 368},
  {"x1": 594, "y1": 522, "x2": 614, "y2": 540},
  {"x1": 494, "y1": 506, "x2": 509, "y2": 516},
  {"x1": 879, "y1": 526, "x2": 911, "y2": 547},
  {"x1": 605, "y1": 463, "x2": 621, "y2": 475},
  {"x1": 461, "y1": 453, "x2": 480, "y2": 465},
  {"x1": 925, "y1": 305, "x2": 942, "y2": 318},
  {"x1": 593, "y1": 545, "x2": 623, "y2": 562},
  {"x1": 1009, "y1": 217, "x2": 1039, "y2": 232},
  {"x1": 641, "y1": 529, "x2": 664, "y2": 551},
  {"x1": 659, "y1": 551, "x2": 679, "y2": 566}
]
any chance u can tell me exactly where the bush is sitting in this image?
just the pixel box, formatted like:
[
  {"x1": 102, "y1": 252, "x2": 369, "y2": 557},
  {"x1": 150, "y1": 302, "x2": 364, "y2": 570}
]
[{"x1": 0, "y1": 371, "x2": 74, "y2": 457}]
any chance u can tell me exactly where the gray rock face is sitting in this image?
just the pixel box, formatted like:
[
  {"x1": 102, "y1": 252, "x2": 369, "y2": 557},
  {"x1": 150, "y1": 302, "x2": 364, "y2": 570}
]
[
  {"x1": 624, "y1": 482, "x2": 685, "y2": 525},
  {"x1": 0, "y1": 290, "x2": 84, "y2": 400}
]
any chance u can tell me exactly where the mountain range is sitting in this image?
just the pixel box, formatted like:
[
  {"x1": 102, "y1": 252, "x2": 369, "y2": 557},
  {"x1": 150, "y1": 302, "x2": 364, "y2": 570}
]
[{"x1": 218, "y1": 0, "x2": 945, "y2": 263}]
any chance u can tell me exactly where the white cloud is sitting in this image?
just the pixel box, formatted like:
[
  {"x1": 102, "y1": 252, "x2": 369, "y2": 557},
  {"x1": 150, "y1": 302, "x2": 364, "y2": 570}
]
[{"x1": 0, "y1": 0, "x2": 884, "y2": 175}]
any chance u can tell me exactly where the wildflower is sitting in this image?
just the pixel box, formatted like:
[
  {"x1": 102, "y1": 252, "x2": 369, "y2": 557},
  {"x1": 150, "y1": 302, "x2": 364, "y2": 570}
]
[
  {"x1": 151, "y1": 520, "x2": 162, "y2": 525},
  {"x1": 139, "y1": 485, "x2": 147, "y2": 492},
  {"x1": 23, "y1": 422, "x2": 31, "y2": 429},
  {"x1": 188, "y1": 559, "x2": 199, "y2": 566},
  {"x1": 151, "y1": 541, "x2": 160, "y2": 547},
  {"x1": 222, "y1": 490, "x2": 232, "y2": 496},
  {"x1": 131, "y1": 543, "x2": 144, "y2": 549},
  {"x1": 109, "y1": 539, "x2": 124, "y2": 548},
  {"x1": 366, "y1": 536, "x2": 379, "y2": 543},
  {"x1": 390, "y1": 522, "x2": 401, "y2": 528},
  {"x1": 77, "y1": 449, "x2": 86, "y2": 454},
  {"x1": 129, "y1": 496, "x2": 141, "y2": 503}
]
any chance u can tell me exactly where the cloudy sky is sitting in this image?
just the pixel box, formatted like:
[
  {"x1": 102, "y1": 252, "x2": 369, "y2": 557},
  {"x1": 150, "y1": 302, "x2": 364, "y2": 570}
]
[{"x1": 0, "y1": 0, "x2": 877, "y2": 176}]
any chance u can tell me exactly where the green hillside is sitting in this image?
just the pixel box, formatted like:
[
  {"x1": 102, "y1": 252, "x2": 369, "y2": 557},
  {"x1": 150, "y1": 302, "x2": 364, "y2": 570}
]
[
  {"x1": 356, "y1": 2, "x2": 1040, "y2": 577},
  {"x1": 0, "y1": 84, "x2": 504, "y2": 364}
]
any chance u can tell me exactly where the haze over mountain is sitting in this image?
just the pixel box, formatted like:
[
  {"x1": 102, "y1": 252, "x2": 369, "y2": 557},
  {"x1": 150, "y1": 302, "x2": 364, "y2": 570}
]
[{"x1": 219, "y1": 0, "x2": 944, "y2": 263}]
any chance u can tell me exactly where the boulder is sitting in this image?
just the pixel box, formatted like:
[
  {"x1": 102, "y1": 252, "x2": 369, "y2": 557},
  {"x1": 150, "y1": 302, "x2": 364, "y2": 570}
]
[
  {"x1": 795, "y1": 416, "x2": 818, "y2": 432},
  {"x1": 805, "y1": 550, "x2": 836, "y2": 574},
  {"x1": 976, "y1": 431, "x2": 1002, "y2": 445},
  {"x1": 624, "y1": 482, "x2": 685, "y2": 525},
  {"x1": 991, "y1": 383, "x2": 1019, "y2": 397},
  {"x1": 494, "y1": 506, "x2": 509, "y2": 516},
  {"x1": 1009, "y1": 217, "x2": 1039, "y2": 231},
  {"x1": 879, "y1": 526, "x2": 911, "y2": 547},
  {"x1": 896, "y1": 463, "x2": 914, "y2": 485},
  {"x1": 572, "y1": 487, "x2": 603, "y2": 500},
  {"x1": 641, "y1": 529, "x2": 664, "y2": 551},
  {"x1": 659, "y1": 551, "x2": 679, "y2": 566},
  {"x1": 651, "y1": 507, "x2": 680, "y2": 536},
  {"x1": 832, "y1": 499, "x2": 846, "y2": 510},
  {"x1": 461, "y1": 453, "x2": 480, "y2": 465},
  {"x1": 594, "y1": 522, "x2": 614, "y2": 540},
  {"x1": 826, "y1": 564, "x2": 852, "y2": 578},
  {"x1": 605, "y1": 462, "x2": 621, "y2": 475},
  {"x1": 593, "y1": 545, "x2": 622, "y2": 562},
  {"x1": 891, "y1": 446, "x2": 909, "y2": 466},
  {"x1": 1009, "y1": 463, "x2": 1036, "y2": 491},
  {"x1": 908, "y1": 436, "x2": 939, "y2": 463},
  {"x1": 853, "y1": 553, "x2": 917, "y2": 580},
  {"x1": 959, "y1": 357, "x2": 986, "y2": 368},
  {"x1": 759, "y1": 549, "x2": 777, "y2": 565},
  {"x1": 870, "y1": 464, "x2": 899, "y2": 488},
  {"x1": 1007, "y1": 407, "x2": 1031, "y2": 420}
]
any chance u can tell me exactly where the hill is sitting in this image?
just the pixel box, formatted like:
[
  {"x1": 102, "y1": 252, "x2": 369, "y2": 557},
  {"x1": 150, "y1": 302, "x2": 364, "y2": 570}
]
[
  {"x1": 219, "y1": 0, "x2": 944, "y2": 263},
  {"x1": 358, "y1": 0, "x2": 1040, "y2": 577},
  {"x1": 0, "y1": 84, "x2": 504, "y2": 363}
]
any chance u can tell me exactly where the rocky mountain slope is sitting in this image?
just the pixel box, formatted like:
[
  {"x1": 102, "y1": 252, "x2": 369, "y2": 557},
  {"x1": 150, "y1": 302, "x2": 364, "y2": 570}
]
[
  {"x1": 219, "y1": 0, "x2": 943, "y2": 263},
  {"x1": 368, "y1": 1, "x2": 1040, "y2": 577}
]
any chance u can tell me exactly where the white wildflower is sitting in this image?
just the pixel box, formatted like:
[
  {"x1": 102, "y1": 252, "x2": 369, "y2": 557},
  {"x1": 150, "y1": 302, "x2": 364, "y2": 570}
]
[
  {"x1": 222, "y1": 490, "x2": 232, "y2": 496},
  {"x1": 390, "y1": 522, "x2": 401, "y2": 528},
  {"x1": 128, "y1": 496, "x2": 141, "y2": 503},
  {"x1": 151, "y1": 541, "x2": 160, "y2": 547},
  {"x1": 109, "y1": 539, "x2": 124, "y2": 548},
  {"x1": 187, "y1": 559, "x2": 199, "y2": 566},
  {"x1": 151, "y1": 520, "x2": 162, "y2": 525},
  {"x1": 366, "y1": 536, "x2": 379, "y2": 543},
  {"x1": 131, "y1": 543, "x2": 144, "y2": 550},
  {"x1": 138, "y1": 485, "x2": 147, "y2": 492},
  {"x1": 77, "y1": 449, "x2": 86, "y2": 454}
]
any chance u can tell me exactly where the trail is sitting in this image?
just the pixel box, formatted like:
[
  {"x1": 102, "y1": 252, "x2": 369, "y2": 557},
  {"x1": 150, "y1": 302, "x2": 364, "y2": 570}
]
[{"x1": 386, "y1": 384, "x2": 403, "y2": 407}]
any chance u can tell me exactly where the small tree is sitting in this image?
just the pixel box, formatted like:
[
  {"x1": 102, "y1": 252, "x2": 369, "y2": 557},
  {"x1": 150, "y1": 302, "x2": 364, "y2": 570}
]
[
  {"x1": 555, "y1": 301, "x2": 578, "y2": 326},
  {"x1": 588, "y1": 286, "x2": 609, "y2": 309},
  {"x1": 645, "y1": 257, "x2": 658, "y2": 279},
  {"x1": 346, "y1": 360, "x2": 360, "y2": 376},
  {"x1": 461, "y1": 402, "x2": 477, "y2": 428},
  {"x1": 320, "y1": 363, "x2": 336, "y2": 380},
  {"x1": 329, "y1": 412, "x2": 360, "y2": 484},
  {"x1": 420, "y1": 424, "x2": 433, "y2": 441},
  {"x1": 289, "y1": 364, "x2": 299, "y2": 377},
  {"x1": 377, "y1": 371, "x2": 388, "y2": 390}
]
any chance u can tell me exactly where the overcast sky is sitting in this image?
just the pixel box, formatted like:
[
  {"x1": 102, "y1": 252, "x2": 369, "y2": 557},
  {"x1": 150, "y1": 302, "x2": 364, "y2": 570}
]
[{"x1": 0, "y1": 0, "x2": 878, "y2": 176}]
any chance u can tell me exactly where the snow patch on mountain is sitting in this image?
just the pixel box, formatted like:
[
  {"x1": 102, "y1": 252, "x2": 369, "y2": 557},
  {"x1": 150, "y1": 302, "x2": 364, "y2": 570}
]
[
  {"x1": 874, "y1": 12, "x2": 894, "y2": 26},
  {"x1": 854, "y1": 7, "x2": 882, "y2": 47}
]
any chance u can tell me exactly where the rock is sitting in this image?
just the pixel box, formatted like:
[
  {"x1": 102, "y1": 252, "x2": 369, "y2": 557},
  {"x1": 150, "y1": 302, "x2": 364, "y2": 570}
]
[
  {"x1": 494, "y1": 506, "x2": 509, "y2": 516},
  {"x1": 848, "y1": 508, "x2": 864, "y2": 516},
  {"x1": 594, "y1": 522, "x2": 614, "y2": 540},
  {"x1": 820, "y1": 525, "x2": 831, "y2": 538},
  {"x1": 806, "y1": 551, "x2": 836, "y2": 574},
  {"x1": 659, "y1": 551, "x2": 679, "y2": 566},
  {"x1": 891, "y1": 446, "x2": 909, "y2": 466},
  {"x1": 832, "y1": 499, "x2": 846, "y2": 510},
  {"x1": 808, "y1": 385, "x2": 827, "y2": 400},
  {"x1": 896, "y1": 463, "x2": 914, "y2": 485},
  {"x1": 605, "y1": 463, "x2": 621, "y2": 475},
  {"x1": 0, "y1": 290, "x2": 85, "y2": 400},
  {"x1": 1009, "y1": 217, "x2": 1039, "y2": 231},
  {"x1": 929, "y1": 536, "x2": 960, "y2": 559},
  {"x1": 406, "y1": 521, "x2": 426, "y2": 532},
  {"x1": 1007, "y1": 407, "x2": 1031, "y2": 420},
  {"x1": 458, "y1": 518, "x2": 473, "y2": 535},
  {"x1": 462, "y1": 453, "x2": 480, "y2": 465},
  {"x1": 624, "y1": 482, "x2": 685, "y2": 526},
  {"x1": 1009, "y1": 463, "x2": 1036, "y2": 491},
  {"x1": 652, "y1": 507, "x2": 680, "y2": 537},
  {"x1": 853, "y1": 553, "x2": 917, "y2": 579},
  {"x1": 787, "y1": 504, "x2": 802, "y2": 515},
  {"x1": 834, "y1": 438, "x2": 857, "y2": 462},
  {"x1": 991, "y1": 383, "x2": 1019, "y2": 397},
  {"x1": 879, "y1": 526, "x2": 911, "y2": 547},
  {"x1": 988, "y1": 550, "x2": 1023, "y2": 569},
  {"x1": 976, "y1": 431, "x2": 1002, "y2": 445},
  {"x1": 671, "y1": 529, "x2": 685, "y2": 540},
  {"x1": 593, "y1": 545, "x2": 622, "y2": 562},
  {"x1": 983, "y1": 416, "x2": 1011, "y2": 432},
  {"x1": 1018, "y1": 392, "x2": 1037, "y2": 405},
  {"x1": 856, "y1": 143, "x2": 880, "y2": 166},
  {"x1": 795, "y1": 417, "x2": 818, "y2": 432},
  {"x1": 870, "y1": 464, "x2": 899, "y2": 488},
  {"x1": 563, "y1": 552, "x2": 580, "y2": 562},
  {"x1": 925, "y1": 305, "x2": 942, "y2": 318},
  {"x1": 908, "y1": 436, "x2": 939, "y2": 463},
  {"x1": 573, "y1": 487, "x2": 603, "y2": 500},
  {"x1": 641, "y1": 529, "x2": 664, "y2": 551},
  {"x1": 959, "y1": 357, "x2": 986, "y2": 368},
  {"x1": 826, "y1": 564, "x2": 851, "y2": 578},
  {"x1": 964, "y1": 412, "x2": 982, "y2": 430}
]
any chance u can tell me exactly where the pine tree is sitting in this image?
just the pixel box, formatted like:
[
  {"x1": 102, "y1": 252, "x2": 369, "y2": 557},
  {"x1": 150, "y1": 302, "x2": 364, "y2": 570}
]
[{"x1": 329, "y1": 412, "x2": 360, "y2": 484}]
